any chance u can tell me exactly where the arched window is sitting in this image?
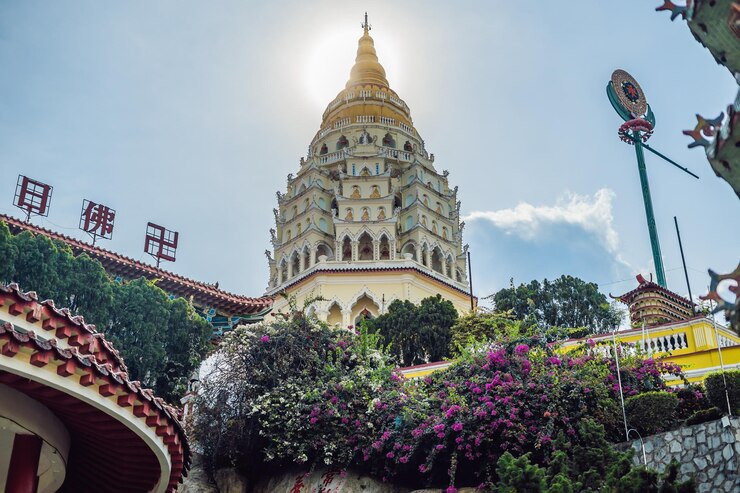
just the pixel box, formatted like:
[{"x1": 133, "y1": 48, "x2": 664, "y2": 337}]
[
  {"x1": 327, "y1": 302, "x2": 343, "y2": 326},
  {"x1": 404, "y1": 140, "x2": 413, "y2": 152},
  {"x1": 319, "y1": 217, "x2": 328, "y2": 232},
  {"x1": 337, "y1": 135, "x2": 349, "y2": 150},
  {"x1": 302, "y1": 247, "x2": 311, "y2": 271},
  {"x1": 291, "y1": 251, "x2": 300, "y2": 276},
  {"x1": 401, "y1": 241, "x2": 417, "y2": 260},
  {"x1": 382, "y1": 133, "x2": 396, "y2": 148},
  {"x1": 405, "y1": 194, "x2": 414, "y2": 207},
  {"x1": 405, "y1": 216, "x2": 414, "y2": 231},
  {"x1": 379, "y1": 235, "x2": 391, "y2": 260},
  {"x1": 431, "y1": 247, "x2": 443, "y2": 273},
  {"x1": 406, "y1": 174, "x2": 413, "y2": 185},
  {"x1": 319, "y1": 143, "x2": 328, "y2": 155},
  {"x1": 360, "y1": 167, "x2": 371, "y2": 177},
  {"x1": 341, "y1": 237, "x2": 352, "y2": 261},
  {"x1": 357, "y1": 232, "x2": 373, "y2": 260},
  {"x1": 354, "y1": 308, "x2": 374, "y2": 326},
  {"x1": 318, "y1": 197, "x2": 327, "y2": 210},
  {"x1": 316, "y1": 242, "x2": 333, "y2": 261}
]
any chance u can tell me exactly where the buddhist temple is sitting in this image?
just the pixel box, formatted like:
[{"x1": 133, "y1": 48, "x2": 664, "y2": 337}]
[{"x1": 265, "y1": 16, "x2": 474, "y2": 324}]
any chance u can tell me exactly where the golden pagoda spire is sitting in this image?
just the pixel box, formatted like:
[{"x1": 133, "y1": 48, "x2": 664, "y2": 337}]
[{"x1": 346, "y1": 13, "x2": 389, "y2": 89}]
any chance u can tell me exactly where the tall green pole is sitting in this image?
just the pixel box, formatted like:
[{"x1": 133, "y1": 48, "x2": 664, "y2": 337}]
[{"x1": 634, "y1": 132, "x2": 666, "y2": 287}]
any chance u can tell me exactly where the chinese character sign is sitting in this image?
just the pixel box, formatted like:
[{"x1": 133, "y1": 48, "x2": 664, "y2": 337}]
[
  {"x1": 79, "y1": 199, "x2": 116, "y2": 244},
  {"x1": 14, "y1": 175, "x2": 52, "y2": 221},
  {"x1": 144, "y1": 222, "x2": 179, "y2": 267}
]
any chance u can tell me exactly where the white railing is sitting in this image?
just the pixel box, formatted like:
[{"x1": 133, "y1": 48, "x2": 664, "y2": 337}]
[
  {"x1": 718, "y1": 334, "x2": 737, "y2": 348},
  {"x1": 385, "y1": 148, "x2": 413, "y2": 161},
  {"x1": 359, "y1": 90, "x2": 372, "y2": 98},
  {"x1": 639, "y1": 332, "x2": 689, "y2": 355},
  {"x1": 389, "y1": 95, "x2": 403, "y2": 106},
  {"x1": 333, "y1": 117, "x2": 350, "y2": 129},
  {"x1": 399, "y1": 122, "x2": 414, "y2": 134},
  {"x1": 375, "y1": 91, "x2": 387, "y2": 99},
  {"x1": 380, "y1": 116, "x2": 395, "y2": 125},
  {"x1": 319, "y1": 150, "x2": 346, "y2": 165},
  {"x1": 318, "y1": 127, "x2": 332, "y2": 139},
  {"x1": 357, "y1": 115, "x2": 375, "y2": 123}
]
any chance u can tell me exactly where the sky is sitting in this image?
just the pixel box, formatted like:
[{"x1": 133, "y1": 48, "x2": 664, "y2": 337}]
[{"x1": 0, "y1": 1, "x2": 737, "y2": 316}]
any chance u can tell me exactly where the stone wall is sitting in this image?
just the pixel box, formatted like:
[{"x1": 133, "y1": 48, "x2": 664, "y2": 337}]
[{"x1": 625, "y1": 416, "x2": 739, "y2": 492}]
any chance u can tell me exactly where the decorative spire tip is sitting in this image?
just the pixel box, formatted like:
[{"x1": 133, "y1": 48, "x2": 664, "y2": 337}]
[{"x1": 362, "y1": 12, "x2": 371, "y2": 33}]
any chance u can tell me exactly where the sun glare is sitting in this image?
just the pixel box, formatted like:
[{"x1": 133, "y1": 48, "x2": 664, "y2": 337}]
[{"x1": 303, "y1": 26, "x2": 402, "y2": 111}]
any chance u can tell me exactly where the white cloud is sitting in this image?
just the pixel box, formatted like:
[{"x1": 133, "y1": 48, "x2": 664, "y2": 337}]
[{"x1": 464, "y1": 189, "x2": 625, "y2": 262}]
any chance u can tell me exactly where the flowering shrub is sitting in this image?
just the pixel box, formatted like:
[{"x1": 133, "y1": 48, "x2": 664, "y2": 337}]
[
  {"x1": 193, "y1": 313, "x2": 702, "y2": 491},
  {"x1": 192, "y1": 310, "x2": 406, "y2": 479}
]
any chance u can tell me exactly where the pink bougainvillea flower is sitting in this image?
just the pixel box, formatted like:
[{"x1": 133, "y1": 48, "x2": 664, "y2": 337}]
[{"x1": 260, "y1": 335, "x2": 270, "y2": 343}]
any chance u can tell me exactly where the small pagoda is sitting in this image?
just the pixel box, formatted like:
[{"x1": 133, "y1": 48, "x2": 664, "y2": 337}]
[{"x1": 612, "y1": 274, "x2": 697, "y2": 328}]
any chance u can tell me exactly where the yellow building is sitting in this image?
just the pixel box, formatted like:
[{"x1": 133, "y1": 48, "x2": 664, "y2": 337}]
[
  {"x1": 265, "y1": 17, "x2": 474, "y2": 324},
  {"x1": 401, "y1": 277, "x2": 740, "y2": 383}
]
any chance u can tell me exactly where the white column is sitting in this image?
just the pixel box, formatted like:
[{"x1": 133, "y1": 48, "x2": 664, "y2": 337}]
[{"x1": 373, "y1": 240, "x2": 380, "y2": 261}]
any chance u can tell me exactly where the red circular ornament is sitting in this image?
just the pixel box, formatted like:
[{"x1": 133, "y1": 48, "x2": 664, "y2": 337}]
[{"x1": 618, "y1": 118, "x2": 653, "y2": 144}]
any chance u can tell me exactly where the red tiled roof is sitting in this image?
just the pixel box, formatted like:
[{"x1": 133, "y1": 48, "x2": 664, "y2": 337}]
[
  {"x1": 611, "y1": 274, "x2": 693, "y2": 307},
  {"x1": 1, "y1": 213, "x2": 272, "y2": 316},
  {"x1": 0, "y1": 283, "x2": 190, "y2": 492}
]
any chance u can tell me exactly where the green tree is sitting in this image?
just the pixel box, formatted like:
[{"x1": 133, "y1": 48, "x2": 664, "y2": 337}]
[
  {"x1": 371, "y1": 294, "x2": 457, "y2": 366},
  {"x1": 491, "y1": 275, "x2": 623, "y2": 333},
  {"x1": 449, "y1": 310, "x2": 524, "y2": 354},
  {"x1": 0, "y1": 221, "x2": 212, "y2": 402}
]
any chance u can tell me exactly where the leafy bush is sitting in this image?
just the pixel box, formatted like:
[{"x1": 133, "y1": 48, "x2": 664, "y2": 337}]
[
  {"x1": 685, "y1": 407, "x2": 724, "y2": 426},
  {"x1": 490, "y1": 422, "x2": 694, "y2": 493},
  {"x1": 625, "y1": 392, "x2": 678, "y2": 436},
  {"x1": 703, "y1": 369, "x2": 740, "y2": 415},
  {"x1": 673, "y1": 385, "x2": 709, "y2": 421}
]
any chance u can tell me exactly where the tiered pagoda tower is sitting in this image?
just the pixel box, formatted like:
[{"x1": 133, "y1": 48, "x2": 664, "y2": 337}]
[{"x1": 265, "y1": 17, "x2": 473, "y2": 325}]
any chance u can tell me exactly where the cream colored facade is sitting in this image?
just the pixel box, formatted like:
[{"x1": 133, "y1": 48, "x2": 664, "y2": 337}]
[{"x1": 265, "y1": 19, "x2": 473, "y2": 325}]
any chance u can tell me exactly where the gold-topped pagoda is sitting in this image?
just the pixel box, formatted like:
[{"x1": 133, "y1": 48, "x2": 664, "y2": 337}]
[{"x1": 265, "y1": 16, "x2": 474, "y2": 325}]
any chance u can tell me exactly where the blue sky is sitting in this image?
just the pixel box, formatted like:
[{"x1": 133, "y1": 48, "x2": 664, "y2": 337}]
[{"x1": 0, "y1": 1, "x2": 737, "y2": 312}]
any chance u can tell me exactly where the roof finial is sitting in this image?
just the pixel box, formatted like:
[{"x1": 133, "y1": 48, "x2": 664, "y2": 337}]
[{"x1": 362, "y1": 12, "x2": 371, "y2": 34}]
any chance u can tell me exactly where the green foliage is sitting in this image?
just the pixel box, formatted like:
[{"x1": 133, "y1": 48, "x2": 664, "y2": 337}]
[
  {"x1": 703, "y1": 369, "x2": 740, "y2": 415},
  {"x1": 490, "y1": 420, "x2": 694, "y2": 493},
  {"x1": 625, "y1": 392, "x2": 678, "y2": 436},
  {"x1": 490, "y1": 275, "x2": 623, "y2": 333},
  {"x1": 493, "y1": 452, "x2": 545, "y2": 493},
  {"x1": 449, "y1": 310, "x2": 524, "y2": 354},
  {"x1": 370, "y1": 294, "x2": 458, "y2": 366},
  {"x1": 684, "y1": 407, "x2": 723, "y2": 426},
  {"x1": 193, "y1": 311, "x2": 402, "y2": 480},
  {"x1": 0, "y1": 221, "x2": 212, "y2": 402}
]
